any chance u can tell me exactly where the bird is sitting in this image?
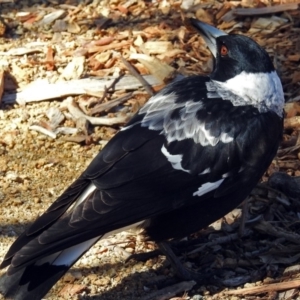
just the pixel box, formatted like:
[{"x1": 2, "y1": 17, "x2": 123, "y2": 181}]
[{"x1": 0, "y1": 18, "x2": 284, "y2": 300}]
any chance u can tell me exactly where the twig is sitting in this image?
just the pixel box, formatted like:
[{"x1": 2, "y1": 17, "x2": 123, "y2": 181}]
[
  {"x1": 0, "y1": 70, "x2": 4, "y2": 105},
  {"x1": 97, "y1": 72, "x2": 124, "y2": 103},
  {"x1": 120, "y1": 55, "x2": 154, "y2": 96},
  {"x1": 141, "y1": 280, "x2": 196, "y2": 300},
  {"x1": 222, "y1": 3, "x2": 299, "y2": 22},
  {"x1": 90, "y1": 92, "x2": 133, "y2": 115},
  {"x1": 187, "y1": 229, "x2": 252, "y2": 255},
  {"x1": 65, "y1": 97, "x2": 130, "y2": 126},
  {"x1": 254, "y1": 221, "x2": 300, "y2": 245},
  {"x1": 239, "y1": 198, "x2": 249, "y2": 237},
  {"x1": 225, "y1": 279, "x2": 300, "y2": 295}
]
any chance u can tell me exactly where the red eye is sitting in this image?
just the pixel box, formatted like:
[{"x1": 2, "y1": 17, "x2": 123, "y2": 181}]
[{"x1": 220, "y1": 45, "x2": 228, "y2": 56}]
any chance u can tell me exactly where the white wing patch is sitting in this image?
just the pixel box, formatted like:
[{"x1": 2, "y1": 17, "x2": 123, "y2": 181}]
[
  {"x1": 161, "y1": 145, "x2": 190, "y2": 173},
  {"x1": 66, "y1": 183, "x2": 96, "y2": 214},
  {"x1": 75, "y1": 183, "x2": 96, "y2": 207},
  {"x1": 193, "y1": 179, "x2": 224, "y2": 197},
  {"x1": 139, "y1": 92, "x2": 233, "y2": 146},
  {"x1": 52, "y1": 237, "x2": 99, "y2": 266},
  {"x1": 46, "y1": 220, "x2": 145, "y2": 267},
  {"x1": 199, "y1": 167, "x2": 210, "y2": 175},
  {"x1": 207, "y1": 71, "x2": 284, "y2": 117},
  {"x1": 41, "y1": 221, "x2": 145, "y2": 267}
]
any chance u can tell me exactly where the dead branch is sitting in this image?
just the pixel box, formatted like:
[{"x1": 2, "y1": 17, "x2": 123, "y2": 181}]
[
  {"x1": 188, "y1": 229, "x2": 252, "y2": 255},
  {"x1": 90, "y1": 92, "x2": 133, "y2": 115},
  {"x1": 64, "y1": 97, "x2": 130, "y2": 126},
  {"x1": 1, "y1": 76, "x2": 161, "y2": 104}
]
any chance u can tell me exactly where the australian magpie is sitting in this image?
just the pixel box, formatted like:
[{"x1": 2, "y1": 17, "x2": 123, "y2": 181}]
[{"x1": 0, "y1": 19, "x2": 284, "y2": 300}]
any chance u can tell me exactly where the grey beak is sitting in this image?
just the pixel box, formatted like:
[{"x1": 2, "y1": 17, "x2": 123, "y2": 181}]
[{"x1": 189, "y1": 19, "x2": 227, "y2": 58}]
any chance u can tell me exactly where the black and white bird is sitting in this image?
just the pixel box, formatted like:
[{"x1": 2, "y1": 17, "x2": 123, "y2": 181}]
[{"x1": 0, "y1": 19, "x2": 284, "y2": 300}]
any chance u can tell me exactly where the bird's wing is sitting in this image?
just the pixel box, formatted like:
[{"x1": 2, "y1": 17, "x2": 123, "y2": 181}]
[{"x1": 2, "y1": 76, "x2": 282, "y2": 273}]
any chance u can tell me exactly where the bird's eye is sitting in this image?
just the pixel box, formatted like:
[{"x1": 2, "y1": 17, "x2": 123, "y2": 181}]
[{"x1": 220, "y1": 45, "x2": 228, "y2": 56}]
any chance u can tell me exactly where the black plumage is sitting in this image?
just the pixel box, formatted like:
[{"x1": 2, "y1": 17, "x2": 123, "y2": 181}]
[{"x1": 0, "y1": 19, "x2": 284, "y2": 300}]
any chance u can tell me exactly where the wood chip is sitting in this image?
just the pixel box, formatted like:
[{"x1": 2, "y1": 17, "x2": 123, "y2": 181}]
[
  {"x1": 1, "y1": 47, "x2": 43, "y2": 56},
  {"x1": 61, "y1": 56, "x2": 85, "y2": 80},
  {"x1": 54, "y1": 127, "x2": 78, "y2": 135},
  {"x1": 67, "y1": 21, "x2": 81, "y2": 34},
  {"x1": 284, "y1": 116, "x2": 300, "y2": 129},
  {"x1": 38, "y1": 10, "x2": 66, "y2": 25},
  {"x1": 46, "y1": 107, "x2": 65, "y2": 129},
  {"x1": 130, "y1": 53, "x2": 175, "y2": 82},
  {"x1": 140, "y1": 41, "x2": 173, "y2": 54},
  {"x1": 87, "y1": 41, "x2": 132, "y2": 54},
  {"x1": 15, "y1": 12, "x2": 34, "y2": 22},
  {"x1": 225, "y1": 279, "x2": 300, "y2": 295},
  {"x1": 283, "y1": 264, "x2": 300, "y2": 276}
]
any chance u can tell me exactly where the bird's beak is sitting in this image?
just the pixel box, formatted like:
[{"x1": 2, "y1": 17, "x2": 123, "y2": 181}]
[{"x1": 189, "y1": 19, "x2": 227, "y2": 58}]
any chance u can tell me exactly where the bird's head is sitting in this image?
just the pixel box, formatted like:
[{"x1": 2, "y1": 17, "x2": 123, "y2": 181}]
[
  {"x1": 190, "y1": 19, "x2": 284, "y2": 117},
  {"x1": 190, "y1": 19, "x2": 274, "y2": 81}
]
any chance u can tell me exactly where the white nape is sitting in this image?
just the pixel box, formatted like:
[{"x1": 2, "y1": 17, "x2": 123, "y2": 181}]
[
  {"x1": 161, "y1": 145, "x2": 190, "y2": 173},
  {"x1": 210, "y1": 71, "x2": 284, "y2": 117},
  {"x1": 193, "y1": 179, "x2": 224, "y2": 197}
]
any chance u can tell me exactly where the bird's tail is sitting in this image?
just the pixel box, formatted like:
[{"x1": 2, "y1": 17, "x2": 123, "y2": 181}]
[{"x1": 0, "y1": 237, "x2": 100, "y2": 300}]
